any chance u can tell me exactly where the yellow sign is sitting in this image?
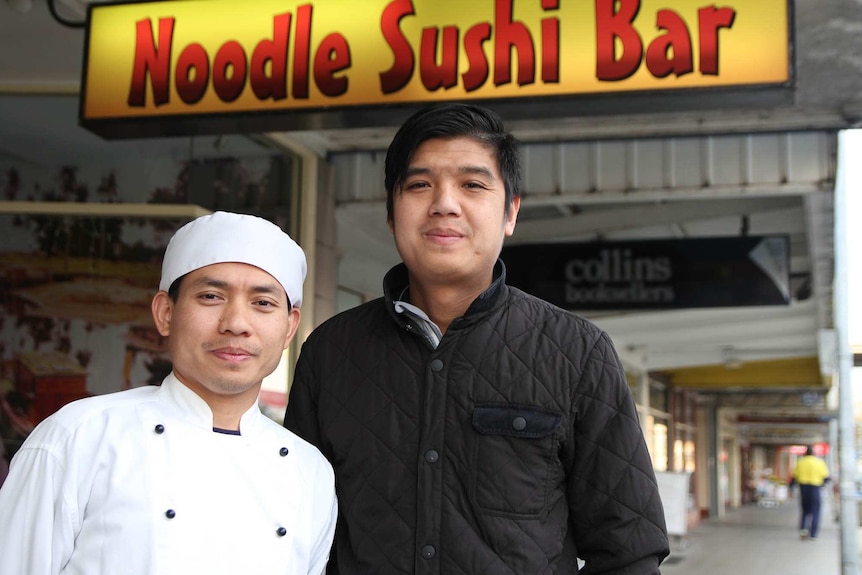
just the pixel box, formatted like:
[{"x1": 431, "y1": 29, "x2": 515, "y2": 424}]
[{"x1": 81, "y1": 0, "x2": 790, "y2": 124}]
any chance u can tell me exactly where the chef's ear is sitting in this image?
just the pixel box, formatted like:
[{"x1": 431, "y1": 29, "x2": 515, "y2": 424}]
[
  {"x1": 152, "y1": 291, "x2": 173, "y2": 336},
  {"x1": 283, "y1": 307, "x2": 301, "y2": 349}
]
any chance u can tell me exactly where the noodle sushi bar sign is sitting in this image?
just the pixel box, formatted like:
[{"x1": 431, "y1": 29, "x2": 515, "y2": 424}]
[{"x1": 80, "y1": 0, "x2": 792, "y2": 138}]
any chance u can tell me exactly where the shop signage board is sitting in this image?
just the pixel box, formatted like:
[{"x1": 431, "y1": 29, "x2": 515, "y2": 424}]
[
  {"x1": 501, "y1": 235, "x2": 791, "y2": 310},
  {"x1": 80, "y1": 0, "x2": 792, "y2": 138}
]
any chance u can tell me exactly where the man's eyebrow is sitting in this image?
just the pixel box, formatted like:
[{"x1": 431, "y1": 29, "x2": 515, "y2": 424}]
[
  {"x1": 459, "y1": 165, "x2": 495, "y2": 179},
  {"x1": 195, "y1": 276, "x2": 282, "y2": 295},
  {"x1": 249, "y1": 284, "x2": 282, "y2": 295},
  {"x1": 404, "y1": 165, "x2": 495, "y2": 178},
  {"x1": 405, "y1": 166, "x2": 430, "y2": 178},
  {"x1": 196, "y1": 277, "x2": 228, "y2": 289}
]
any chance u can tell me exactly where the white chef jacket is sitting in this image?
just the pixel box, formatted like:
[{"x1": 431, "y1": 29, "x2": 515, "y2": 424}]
[{"x1": 0, "y1": 373, "x2": 337, "y2": 575}]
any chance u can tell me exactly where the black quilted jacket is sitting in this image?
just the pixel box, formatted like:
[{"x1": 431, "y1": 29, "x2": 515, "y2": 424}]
[{"x1": 285, "y1": 262, "x2": 669, "y2": 574}]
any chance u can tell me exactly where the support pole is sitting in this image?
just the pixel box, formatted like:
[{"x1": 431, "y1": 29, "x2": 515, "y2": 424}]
[{"x1": 835, "y1": 130, "x2": 858, "y2": 575}]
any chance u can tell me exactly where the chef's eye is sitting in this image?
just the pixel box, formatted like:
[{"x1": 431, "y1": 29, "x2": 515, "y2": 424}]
[{"x1": 198, "y1": 293, "x2": 222, "y2": 302}]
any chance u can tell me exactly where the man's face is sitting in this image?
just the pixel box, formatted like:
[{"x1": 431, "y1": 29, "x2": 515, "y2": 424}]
[
  {"x1": 390, "y1": 136, "x2": 519, "y2": 290},
  {"x1": 151, "y1": 262, "x2": 299, "y2": 405}
]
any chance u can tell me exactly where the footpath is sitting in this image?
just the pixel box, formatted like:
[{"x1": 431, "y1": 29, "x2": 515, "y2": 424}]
[{"x1": 660, "y1": 495, "x2": 845, "y2": 575}]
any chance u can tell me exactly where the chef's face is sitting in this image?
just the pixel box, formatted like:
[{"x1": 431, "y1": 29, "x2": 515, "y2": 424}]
[{"x1": 152, "y1": 262, "x2": 299, "y2": 406}]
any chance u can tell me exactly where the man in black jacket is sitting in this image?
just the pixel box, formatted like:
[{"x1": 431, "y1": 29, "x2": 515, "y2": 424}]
[{"x1": 285, "y1": 103, "x2": 669, "y2": 574}]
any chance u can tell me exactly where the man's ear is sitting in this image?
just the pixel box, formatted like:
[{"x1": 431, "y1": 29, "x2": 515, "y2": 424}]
[
  {"x1": 151, "y1": 291, "x2": 173, "y2": 337},
  {"x1": 283, "y1": 307, "x2": 302, "y2": 350},
  {"x1": 504, "y1": 195, "x2": 521, "y2": 237}
]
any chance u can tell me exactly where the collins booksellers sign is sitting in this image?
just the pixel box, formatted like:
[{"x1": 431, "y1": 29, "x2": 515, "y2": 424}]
[
  {"x1": 501, "y1": 236, "x2": 791, "y2": 310},
  {"x1": 80, "y1": 0, "x2": 791, "y2": 137}
]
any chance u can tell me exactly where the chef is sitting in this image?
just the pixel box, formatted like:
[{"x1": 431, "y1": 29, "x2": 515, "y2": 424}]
[{"x1": 0, "y1": 211, "x2": 337, "y2": 575}]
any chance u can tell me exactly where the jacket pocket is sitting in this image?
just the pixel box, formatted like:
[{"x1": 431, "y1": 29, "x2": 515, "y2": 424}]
[{"x1": 471, "y1": 403, "x2": 563, "y2": 516}]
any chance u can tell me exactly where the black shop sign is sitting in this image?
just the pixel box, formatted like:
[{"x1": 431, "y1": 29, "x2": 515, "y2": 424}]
[{"x1": 501, "y1": 236, "x2": 790, "y2": 311}]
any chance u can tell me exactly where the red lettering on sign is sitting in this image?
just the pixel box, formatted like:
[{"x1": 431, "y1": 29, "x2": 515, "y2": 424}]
[
  {"x1": 462, "y1": 23, "x2": 492, "y2": 91},
  {"x1": 596, "y1": 0, "x2": 736, "y2": 82},
  {"x1": 595, "y1": 0, "x2": 642, "y2": 81},
  {"x1": 212, "y1": 41, "x2": 248, "y2": 102},
  {"x1": 314, "y1": 33, "x2": 351, "y2": 96},
  {"x1": 381, "y1": 0, "x2": 558, "y2": 94},
  {"x1": 379, "y1": 0, "x2": 416, "y2": 94},
  {"x1": 126, "y1": 7, "x2": 352, "y2": 107},
  {"x1": 128, "y1": 18, "x2": 174, "y2": 107},
  {"x1": 250, "y1": 14, "x2": 290, "y2": 100},
  {"x1": 645, "y1": 10, "x2": 693, "y2": 78},
  {"x1": 698, "y1": 6, "x2": 735, "y2": 75},
  {"x1": 494, "y1": 0, "x2": 535, "y2": 86},
  {"x1": 420, "y1": 26, "x2": 459, "y2": 90},
  {"x1": 175, "y1": 43, "x2": 209, "y2": 104},
  {"x1": 293, "y1": 5, "x2": 313, "y2": 98}
]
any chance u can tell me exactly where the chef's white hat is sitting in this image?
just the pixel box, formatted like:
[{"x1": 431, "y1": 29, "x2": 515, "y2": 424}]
[{"x1": 159, "y1": 211, "x2": 306, "y2": 308}]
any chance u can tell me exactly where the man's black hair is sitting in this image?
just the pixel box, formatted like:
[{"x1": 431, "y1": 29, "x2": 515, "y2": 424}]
[
  {"x1": 384, "y1": 103, "x2": 521, "y2": 222},
  {"x1": 168, "y1": 276, "x2": 183, "y2": 302}
]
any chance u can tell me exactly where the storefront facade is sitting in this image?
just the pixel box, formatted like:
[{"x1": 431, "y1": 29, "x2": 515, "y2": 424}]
[{"x1": 2, "y1": 0, "x2": 861, "y2": 540}]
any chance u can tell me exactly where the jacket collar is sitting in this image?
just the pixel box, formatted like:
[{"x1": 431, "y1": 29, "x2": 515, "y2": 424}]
[
  {"x1": 156, "y1": 372, "x2": 267, "y2": 436},
  {"x1": 383, "y1": 259, "x2": 509, "y2": 329}
]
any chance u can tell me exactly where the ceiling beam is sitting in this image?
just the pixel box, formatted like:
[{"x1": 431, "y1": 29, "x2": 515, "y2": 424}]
[{"x1": 510, "y1": 197, "x2": 803, "y2": 242}]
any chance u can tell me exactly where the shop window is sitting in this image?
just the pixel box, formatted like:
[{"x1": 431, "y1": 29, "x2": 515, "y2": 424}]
[
  {"x1": 673, "y1": 429, "x2": 696, "y2": 473},
  {"x1": 649, "y1": 380, "x2": 668, "y2": 413},
  {"x1": 187, "y1": 153, "x2": 298, "y2": 221},
  {"x1": 625, "y1": 370, "x2": 640, "y2": 394},
  {"x1": 652, "y1": 418, "x2": 669, "y2": 471},
  {"x1": 0, "y1": 135, "x2": 304, "y2": 468}
]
